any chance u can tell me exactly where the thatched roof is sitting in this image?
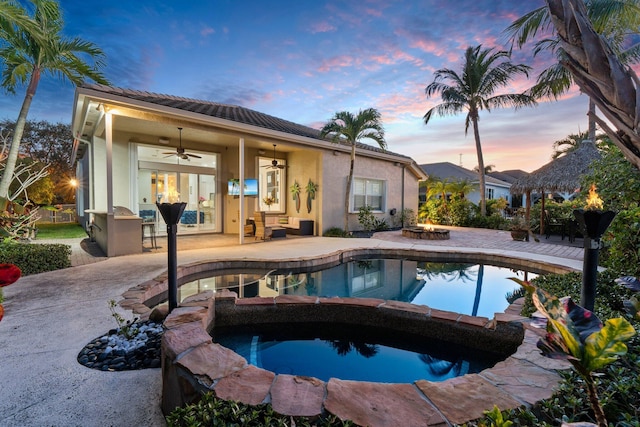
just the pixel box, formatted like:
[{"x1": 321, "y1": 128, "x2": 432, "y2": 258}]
[{"x1": 510, "y1": 140, "x2": 601, "y2": 194}]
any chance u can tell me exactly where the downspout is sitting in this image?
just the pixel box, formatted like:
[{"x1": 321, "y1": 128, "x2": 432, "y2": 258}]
[{"x1": 401, "y1": 165, "x2": 406, "y2": 227}]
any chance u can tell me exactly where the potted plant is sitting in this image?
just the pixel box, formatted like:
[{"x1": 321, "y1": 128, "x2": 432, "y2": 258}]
[{"x1": 509, "y1": 216, "x2": 529, "y2": 241}]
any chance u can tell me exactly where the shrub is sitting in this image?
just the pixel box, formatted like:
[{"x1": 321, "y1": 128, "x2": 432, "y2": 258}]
[
  {"x1": 166, "y1": 392, "x2": 355, "y2": 426},
  {"x1": 464, "y1": 269, "x2": 639, "y2": 427},
  {"x1": 0, "y1": 242, "x2": 71, "y2": 275},
  {"x1": 323, "y1": 227, "x2": 350, "y2": 237}
]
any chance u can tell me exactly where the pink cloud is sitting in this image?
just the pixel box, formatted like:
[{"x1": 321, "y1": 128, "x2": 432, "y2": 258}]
[
  {"x1": 200, "y1": 26, "x2": 214, "y2": 37},
  {"x1": 317, "y1": 55, "x2": 356, "y2": 72},
  {"x1": 309, "y1": 21, "x2": 336, "y2": 34}
]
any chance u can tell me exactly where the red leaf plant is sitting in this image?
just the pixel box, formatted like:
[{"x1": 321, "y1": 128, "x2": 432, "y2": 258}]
[{"x1": 0, "y1": 263, "x2": 21, "y2": 322}]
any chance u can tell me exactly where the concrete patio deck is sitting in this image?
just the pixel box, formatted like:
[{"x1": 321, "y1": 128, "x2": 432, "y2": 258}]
[{"x1": 0, "y1": 227, "x2": 584, "y2": 426}]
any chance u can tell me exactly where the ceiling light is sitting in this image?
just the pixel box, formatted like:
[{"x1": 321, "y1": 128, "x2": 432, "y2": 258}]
[{"x1": 158, "y1": 137, "x2": 170, "y2": 144}]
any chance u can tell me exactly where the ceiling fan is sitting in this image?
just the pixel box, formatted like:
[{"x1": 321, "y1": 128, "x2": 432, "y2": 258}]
[
  {"x1": 163, "y1": 127, "x2": 202, "y2": 161},
  {"x1": 262, "y1": 144, "x2": 286, "y2": 169}
]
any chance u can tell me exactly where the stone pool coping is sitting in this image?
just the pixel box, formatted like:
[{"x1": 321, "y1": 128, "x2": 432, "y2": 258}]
[
  {"x1": 118, "y1": 247, "x2": 575, "y2": 426},
  {"x1": 158, "y1": 293, "x2": 570, "y2": 426}
]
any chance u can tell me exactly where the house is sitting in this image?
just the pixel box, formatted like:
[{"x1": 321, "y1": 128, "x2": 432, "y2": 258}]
[
  {"x1": 419, "y1": 162, "x2": 512, "y2": 206},
  {"x1": 71, "y1": 84, "x2": 426, "y2": 256}
]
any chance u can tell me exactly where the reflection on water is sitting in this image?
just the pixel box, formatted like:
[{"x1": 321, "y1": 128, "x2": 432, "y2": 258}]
[
  {"x1": 178, "y1": 259, "x2": 537, "y2": 318},
  {"x1": 215, "y1": 322, "x2": 504, "y2": 383}
]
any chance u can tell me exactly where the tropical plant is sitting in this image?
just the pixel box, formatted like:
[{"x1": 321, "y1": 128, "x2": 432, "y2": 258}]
[
  {"x1": 525, "y1": 0, "x2": 640, "y2": 172},
  {"x1": 320, "y1": 108, "x2": 386, "y2": 233},
  {"x1": 448, "y1": 179, "x2": 477, "y2": 200},
  {"x1": 614, "y1": 276, "x2": 640, "y2": 321},
  {"x1": 512, "y1": 278, "x2": 636, "y2": 427},
  {"x1": 506, "y1": 0, "x2": 640, "y2": 142},
  {"x1": 551, "y1": 130, "x2": 609, "y2": 160},
  {"x1": 424, "y1": 45, "x2": 536, "y2": 216},
  {"x1": 0, "y1": 0, "x2": 109, "y2": 205},
  {"x1": 0, "y1": 263, "x2": 21, "y2": 322}
]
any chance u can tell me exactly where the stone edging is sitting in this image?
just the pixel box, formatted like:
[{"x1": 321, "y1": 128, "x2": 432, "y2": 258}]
[
  {"x1": 118, "y1": 247, "x2": 577, "y2": 319},
  {"x1": 117, "y1": 248, "x2": 574, "y2": 426},
  {"x1": 159, "y1": 293, "x2": 570, "y2": 426}
]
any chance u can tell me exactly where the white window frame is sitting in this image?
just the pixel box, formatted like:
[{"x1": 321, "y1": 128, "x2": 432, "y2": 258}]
[{"x1": 351, "y1": 177, "x2": 386, "y2": 213}]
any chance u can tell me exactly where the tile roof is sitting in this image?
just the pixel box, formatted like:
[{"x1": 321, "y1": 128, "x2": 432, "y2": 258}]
[
  {"x1": 420, "y1": 162, "x2": 511, "y2": 187},
  {"x1": 81, "y1": 84, "x2": 407, "y2": 159}
]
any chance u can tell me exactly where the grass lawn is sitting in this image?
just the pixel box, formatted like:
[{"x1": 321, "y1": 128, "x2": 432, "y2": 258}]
[{"x1": 36, "y1": 223, "x2": 87, "y2": 239}]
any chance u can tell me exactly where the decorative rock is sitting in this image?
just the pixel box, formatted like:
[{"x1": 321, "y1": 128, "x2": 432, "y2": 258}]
[
  {"x1": 76, "y1": 320, "x2": 163, "y2": 371},
  {"x1": 325, "y1": 379, "x2": 447, "y2": 427}
]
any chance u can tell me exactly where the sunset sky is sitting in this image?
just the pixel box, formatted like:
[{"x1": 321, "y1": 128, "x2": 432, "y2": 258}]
[{"x1": 0, "y1": 0, "x2": 591, "y2": 172}]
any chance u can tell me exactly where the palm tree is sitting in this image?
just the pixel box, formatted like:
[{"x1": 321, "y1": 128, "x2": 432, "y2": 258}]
[
  {"x1": 320, "y1": 108, "x2": 386, "y2": 233},
  {"x1": 424, "y1": 45, "x2": 536, "y2": 216},
  {"x1": 505, "y1": 1, "x2": 640, "y2": 142},
  {"x1": 448, "y1": 179, "x2": 477, "y2": 200},
  {"x1": 551, "y1": 130, "x2": 609, "y2": 159},
  {"x1": 0, "y1": 0, "x2": 109, "y2": 203},
  {"x1": 473, "y1": 164, "x2": 495, "y2": 174}
]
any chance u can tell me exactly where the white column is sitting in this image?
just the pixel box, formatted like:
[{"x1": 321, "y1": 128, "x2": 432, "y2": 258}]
[
  {"x1": 105, "y1": 112, "x2": 114, "y2": 214},
  {"x1": 239, "y1": 138, "x2": 245, "y2": 245}
]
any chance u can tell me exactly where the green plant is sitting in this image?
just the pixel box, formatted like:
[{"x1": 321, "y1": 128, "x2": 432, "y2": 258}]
[
  {"x1": 0, "y1": 242, "x2": 70, "y2": 275},
  {"x1": 107, "y1": 299, "x2": 139, "y2": 339},
  {"x1": 479, "y1": 405, "x2": 513, "y2": 427},
  {"x1": 512, "y1": 279, "x2": 636, "y2": 427},
  {"x1": 357, "y1": 205, "x2": 376, "y2": 232},
  {"x1": 166, "y1": 392, "x2": 355, "y2": 426},
  {"x1": 393, "y1": 208, "x2": 416, "y2": 228},
  {"x1": 323, "y1": 227, "x2": 350, "y2": 237},
  {"x1": 615, "y1": 276, "x2": 640, "y2": 321}
]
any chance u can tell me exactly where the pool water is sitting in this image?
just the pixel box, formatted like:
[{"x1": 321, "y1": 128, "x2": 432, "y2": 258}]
[
  {"x1": 214, "y1": 322, "x2": 506, "y2": 383},
  {"x1": 177, "y1": 259, "x2": 537, "y2": 318}
]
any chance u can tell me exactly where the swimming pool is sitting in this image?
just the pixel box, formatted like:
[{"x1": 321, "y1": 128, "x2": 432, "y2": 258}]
[
  {"x1": 214, "y1": 321, "x2": 507, "y2": 383},
  {"x1": 175, "y1": 259, "x2": 537, "y2": 318}
]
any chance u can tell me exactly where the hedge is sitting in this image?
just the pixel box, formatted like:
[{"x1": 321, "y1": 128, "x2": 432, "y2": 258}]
[{"x1": 0, "y1": 242, "x2": 71, "y2": 275}]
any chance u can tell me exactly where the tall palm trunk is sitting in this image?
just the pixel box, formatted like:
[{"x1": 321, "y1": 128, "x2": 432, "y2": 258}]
[
  {"x1": 0, "y1": 68, "x2": 40, "y2": 202},
  {"x1": 344, "y1": 144, "x2": 356, "y2": 233},
  {"x1": 588, "y1": 97, "x2": 596, "y2": 141},
  {"x1": 471, "y1": 114, "x2": 486, "y2": 216}
]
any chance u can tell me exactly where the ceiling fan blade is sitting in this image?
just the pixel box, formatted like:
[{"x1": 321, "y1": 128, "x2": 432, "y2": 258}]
[
  {"x1": 277, "y1": 165, "x2": 286, "y2": 169},
  {"x1": 186, "y1": 153, "x2": 202, "y2": 158}
]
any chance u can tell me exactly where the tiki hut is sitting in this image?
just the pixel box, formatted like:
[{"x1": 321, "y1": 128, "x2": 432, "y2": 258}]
[{"x1": 510, "y1": 139, "x2": 601, "y2": 234}]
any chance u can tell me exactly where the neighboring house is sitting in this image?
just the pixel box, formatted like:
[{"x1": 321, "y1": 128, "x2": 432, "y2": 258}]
[
  {"x1": 488, "y1": 170, "x2": 529, "y2": 208},
  {"x1": 71, "y1": 84, "x2": 426, "y2": 256},
  {"x1": 419, "y1": 162, "x2": 512, "y2": 206}
]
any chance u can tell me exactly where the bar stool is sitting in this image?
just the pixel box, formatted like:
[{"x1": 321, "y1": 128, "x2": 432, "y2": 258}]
[{"x1": 142, "y1": 221, "x2": 157, "y2": 249}]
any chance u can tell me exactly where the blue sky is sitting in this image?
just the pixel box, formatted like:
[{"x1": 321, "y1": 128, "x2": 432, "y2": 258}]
[{"x1": 1, "y1": 0, "x2": 592, "y2": 172}]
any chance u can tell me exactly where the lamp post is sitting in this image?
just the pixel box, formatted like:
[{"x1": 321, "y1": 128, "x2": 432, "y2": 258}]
[
  {"x1": 156, "y1": 202, "x2": 186, "y2": 313},
  {"x1": 572, "y1": 185, "x2": 615, "y2": 311}
]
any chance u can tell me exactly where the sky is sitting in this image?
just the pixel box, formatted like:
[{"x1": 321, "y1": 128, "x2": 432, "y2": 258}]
[{"x1": 0, "y1": 0, "x2": 594, "y2": 173}]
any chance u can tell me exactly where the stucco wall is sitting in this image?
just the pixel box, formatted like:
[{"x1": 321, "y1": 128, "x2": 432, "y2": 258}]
[{"x1": 321, "y1": 150, "x2": 419, "y2": 233}]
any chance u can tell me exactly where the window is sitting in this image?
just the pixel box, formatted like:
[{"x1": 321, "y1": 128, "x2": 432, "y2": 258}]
[
  {"x1": 486, "y1": 188, "x2": 494, "y2": 200},
  {"x1": 258, "y1": 157, "x2": 286, "y2": 212},
  {"x1": 352, "y1": 178, "x2": 385, "y2": 212}
]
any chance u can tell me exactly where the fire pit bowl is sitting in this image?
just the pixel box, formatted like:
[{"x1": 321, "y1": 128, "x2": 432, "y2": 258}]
[{"x1": 402, "y1": 226, "x2": 450, "y2": 240}]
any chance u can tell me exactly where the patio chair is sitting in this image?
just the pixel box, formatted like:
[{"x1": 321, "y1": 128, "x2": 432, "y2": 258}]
[
  {"x1": 544, "y1": 210, "x2": 564, "y2": 239},
  {"x1": 254, "y1": 211, "x2": 272, "y2": 241}
]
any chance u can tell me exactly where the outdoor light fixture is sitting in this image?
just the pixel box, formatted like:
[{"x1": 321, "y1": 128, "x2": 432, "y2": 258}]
[
  {"x1": 573, "y1": 184, "x2": 616, "y2": 311},
  {"x1": 156, "y1": 202, "x2": 187, "y2": 313}
]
